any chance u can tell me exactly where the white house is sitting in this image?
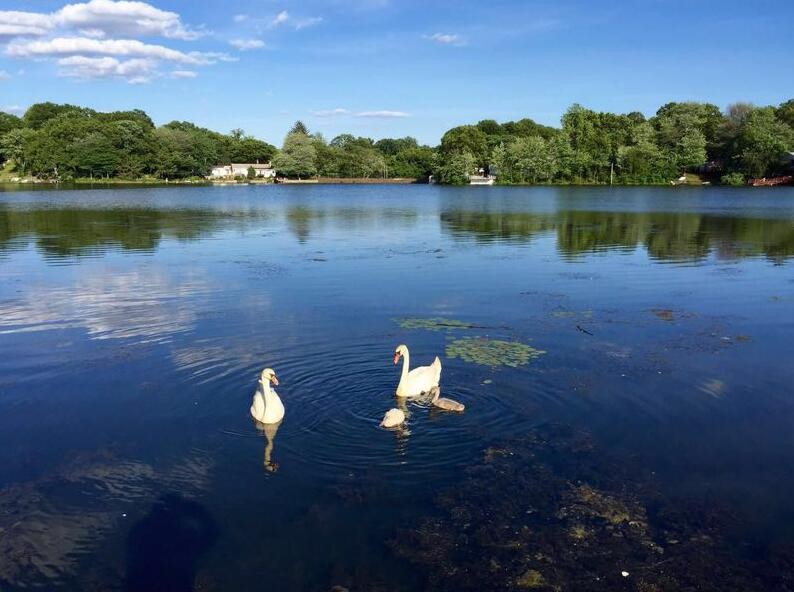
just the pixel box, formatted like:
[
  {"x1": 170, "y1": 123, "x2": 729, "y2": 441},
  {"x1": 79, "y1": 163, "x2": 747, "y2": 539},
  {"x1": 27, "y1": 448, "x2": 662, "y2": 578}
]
[{"x1": 209, "y1": 162, "x2": 275, "y2": 179}]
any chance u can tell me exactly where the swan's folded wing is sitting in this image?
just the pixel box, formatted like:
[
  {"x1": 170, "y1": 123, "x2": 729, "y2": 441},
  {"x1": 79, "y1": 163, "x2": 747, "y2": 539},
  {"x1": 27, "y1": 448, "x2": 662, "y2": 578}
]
[
  {"x1": 407, "y1": 363, "x2": 442, "y2": 388},
  {"x1": 250, "y1": 391, "x2": 265, "y2": 419}
]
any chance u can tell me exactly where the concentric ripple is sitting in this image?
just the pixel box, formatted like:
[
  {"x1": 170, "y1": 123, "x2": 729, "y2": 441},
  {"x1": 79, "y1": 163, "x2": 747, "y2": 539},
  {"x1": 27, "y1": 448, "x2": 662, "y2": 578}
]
[{"x1": 176, "y1": 334, "x2": 530, "y2": 483}]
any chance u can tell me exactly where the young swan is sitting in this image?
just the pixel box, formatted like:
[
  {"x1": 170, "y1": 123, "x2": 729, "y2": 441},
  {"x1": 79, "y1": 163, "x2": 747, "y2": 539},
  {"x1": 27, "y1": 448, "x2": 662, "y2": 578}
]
[
  {"x1": 380, "y1": 408, "x2": 406, "y2": 428},
  {"x1": 429, "y1": 386, "x2": 465, "y2": 412},
  {"x1": 393, "y1": 344, "x2": 441, "y2": 397},
  {"x1": 250, "y1": 368, "x2": 285, "y2": 424}
]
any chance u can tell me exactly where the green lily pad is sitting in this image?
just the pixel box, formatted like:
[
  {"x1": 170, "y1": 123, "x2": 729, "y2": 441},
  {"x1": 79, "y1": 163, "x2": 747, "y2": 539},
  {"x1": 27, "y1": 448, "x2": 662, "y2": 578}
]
[
  {"x1": 395, "y1": 317, "x2": 478, "y2": 331},
  {"x1": 446, "y1": 337, "x2": 546, "y2": 367}
]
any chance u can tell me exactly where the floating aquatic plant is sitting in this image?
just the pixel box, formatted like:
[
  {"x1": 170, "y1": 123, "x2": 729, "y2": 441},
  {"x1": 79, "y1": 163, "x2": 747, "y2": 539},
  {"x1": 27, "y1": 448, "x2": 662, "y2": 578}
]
[
  {"x1": 395, "y1": 317, "x2": 478, "y2": 331},
  {"x1": 446, "y1": 337, "x2": 545, "y2": 368}
]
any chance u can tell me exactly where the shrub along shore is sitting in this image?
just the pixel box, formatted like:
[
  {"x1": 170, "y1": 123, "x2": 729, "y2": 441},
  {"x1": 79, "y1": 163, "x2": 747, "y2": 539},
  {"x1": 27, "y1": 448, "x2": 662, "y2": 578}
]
[{"x1": 1, "y1": 99, "x2": 793, "y2": 186}]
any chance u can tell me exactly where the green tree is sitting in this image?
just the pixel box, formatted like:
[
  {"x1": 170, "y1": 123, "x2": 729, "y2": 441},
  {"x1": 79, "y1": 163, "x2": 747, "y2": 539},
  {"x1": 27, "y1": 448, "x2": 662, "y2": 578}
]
[
  {"x1": 72, "y1": 132, "x2": 121, "y2": 178},
  {"x1": 0, "y1": 128, "x2": 35, "y2": 170},
  {"x1": 493, "y1": 136, "x2": 557, "y2": 183},
  {"x1": 289, "y1": 121, "x2": 309, "y2": 136},
  {"x1": 273, "y1": 132, "x2": 317, "y2": 178},
  {"x1": 435, "y1": 151, "x2": 475, "y2": 185},
  {"x1": 776, "y1": 99, "x2": 794, "y2": 130},
  {"x1": 440, "y1": 126, "x2": 489, "y2": 167},
  {"x1": 374, "y1": 136, "x2": 418, "y2": 156},
  {"x1": 0, "y1": 112, "x2": 22, "y2": 136},
  {"x1": 389, "y1": 146, "x2": 435, "y2": 178},
  {"x1": 23, "y1": 102, "x2": 84, "y2": 130},
  {"x1": 652, "y1": 105, "x2": 708, "y2": 172},
  {"x1": 654, "y1": 102, "x2": 724, "y2": 155},
  {"x1": 616, "y1": 122, "x2": 671, "y2": 181},
  {"x1": 736, "y1": 107, "x2": 794, "y2": 178}
]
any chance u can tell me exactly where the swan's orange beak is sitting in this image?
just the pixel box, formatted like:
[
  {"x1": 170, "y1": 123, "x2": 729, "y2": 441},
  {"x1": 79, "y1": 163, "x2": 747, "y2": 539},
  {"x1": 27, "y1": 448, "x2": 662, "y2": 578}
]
[
  {"x1": 271, "y1": 376, "x2": 279, "y2": 386},
  {"x1": 393, "y1": 352, "x2": 400, "y2": 365}
]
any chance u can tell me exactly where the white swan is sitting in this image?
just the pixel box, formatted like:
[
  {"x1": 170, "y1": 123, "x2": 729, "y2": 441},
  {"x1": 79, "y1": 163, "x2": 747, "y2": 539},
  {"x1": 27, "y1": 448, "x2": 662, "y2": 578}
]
[
  {"x1": 250, "y1": 368, "x2": 285, "y2": 424},
  {"x1": 380, "y1": 408, "x2": 406, "y2": 428},
  {"x1": 429, "y1": 386, "x2": 465, "y2": 412},
  {"x1": 393, "y1": 344, "x2": 441, "y2": 397}
]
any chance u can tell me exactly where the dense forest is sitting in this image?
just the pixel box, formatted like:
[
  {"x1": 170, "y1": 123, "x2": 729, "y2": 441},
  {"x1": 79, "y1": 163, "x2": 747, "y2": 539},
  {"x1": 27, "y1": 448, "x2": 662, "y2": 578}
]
[{"x1": 1, "y1": 99, "x2": 793, "y2": 185}]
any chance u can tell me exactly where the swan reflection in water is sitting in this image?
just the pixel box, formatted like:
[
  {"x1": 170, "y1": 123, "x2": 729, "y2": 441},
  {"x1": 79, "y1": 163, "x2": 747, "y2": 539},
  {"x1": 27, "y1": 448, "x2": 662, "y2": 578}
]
[
  {"x1": 254, "y1": 420, "x2": 281, "y2": 473},
  {"x1": 389, "y1": 396, "x2": 411, "y2": 458}
]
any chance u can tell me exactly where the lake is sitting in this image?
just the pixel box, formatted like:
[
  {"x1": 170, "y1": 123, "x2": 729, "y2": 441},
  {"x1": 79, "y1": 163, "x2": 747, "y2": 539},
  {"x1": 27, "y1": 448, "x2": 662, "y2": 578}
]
[{"x1": 1, "y1": 184, "x2": 793, "y2": 591}]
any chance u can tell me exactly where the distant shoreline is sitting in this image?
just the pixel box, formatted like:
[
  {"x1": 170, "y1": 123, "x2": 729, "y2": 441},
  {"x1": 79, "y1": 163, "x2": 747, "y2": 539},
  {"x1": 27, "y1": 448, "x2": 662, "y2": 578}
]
[{"x1": 0, "y1": 177, "x2": 794, "y2": 189}]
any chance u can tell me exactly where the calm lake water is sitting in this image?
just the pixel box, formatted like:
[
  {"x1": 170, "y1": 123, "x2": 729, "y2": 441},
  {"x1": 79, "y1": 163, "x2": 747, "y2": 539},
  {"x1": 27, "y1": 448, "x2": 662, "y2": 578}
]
[{"x1": 1, "y1": 185, "x2": 793, "y2": 591}]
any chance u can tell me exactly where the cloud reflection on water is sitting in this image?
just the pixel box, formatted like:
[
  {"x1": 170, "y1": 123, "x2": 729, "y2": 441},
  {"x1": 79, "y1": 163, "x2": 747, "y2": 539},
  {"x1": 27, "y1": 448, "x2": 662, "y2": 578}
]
[{"x1": 0, "y1": 267, "x2": 212, "y2": 344}]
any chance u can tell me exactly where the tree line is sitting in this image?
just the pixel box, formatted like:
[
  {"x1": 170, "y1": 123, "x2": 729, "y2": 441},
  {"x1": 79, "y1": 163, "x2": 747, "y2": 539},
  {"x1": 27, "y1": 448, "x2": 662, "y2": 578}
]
[
  {"x1": 0, "y1": 102, "x2": 276, "y2": 181},
  {"x1": 2, "y1": 99, "x2": 793, "y2": 184}
]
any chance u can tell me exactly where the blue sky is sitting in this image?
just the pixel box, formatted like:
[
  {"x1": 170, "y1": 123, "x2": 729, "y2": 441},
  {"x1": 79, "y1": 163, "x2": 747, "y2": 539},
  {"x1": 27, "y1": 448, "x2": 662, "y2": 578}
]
[{"x1": 1, "y1": 0, "x2": 792, "y2": 145}]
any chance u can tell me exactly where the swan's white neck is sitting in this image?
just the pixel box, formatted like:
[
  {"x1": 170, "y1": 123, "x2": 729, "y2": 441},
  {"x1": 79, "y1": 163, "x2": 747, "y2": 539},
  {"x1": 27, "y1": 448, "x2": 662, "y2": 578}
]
[
  {"x1": 399, "y1": 349, "x2": 410, "y2": 386},
  {"x1": 261, "y1": 379, "x2": 275, "y2": 402}
]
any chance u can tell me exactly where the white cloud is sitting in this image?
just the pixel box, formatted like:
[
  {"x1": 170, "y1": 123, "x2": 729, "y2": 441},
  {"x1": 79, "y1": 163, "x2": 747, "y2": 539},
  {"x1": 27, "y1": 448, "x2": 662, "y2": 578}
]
[
  {"x1": 233, "y1": 14, "x2": 248, "y2": 23},
  {"x1": 270, "y1": 10, "x2": 289, "y2": 27},
  {"x1": 0, "y1": 2, "x2": 216, "y2": 83},
  {"x1": 0, "y1": 70, "x2": 9, "y2": 79},
  {"x1": 2, "y1": 105, "x2": 23, "y2": 114},
  {"x1": 77, "y1": 27, "x2": 107, "y2": 38},
  {"x1": 0, "y1": 0, "x2": 204, "y2": 40},
  {"x1": 310, "y1": 108, "x2": 410, "y2": 119},
  {"x1": 4, "y1": 34, "x2": 231, "y2": 82},
  {"x1": 310, "y1": 108, "x2": 350, "y2": 117},
  {"x1": 0, "y1": 10, "x2": 54, "y2": 37},
  {"x1": 294, "y1": 16, "x2": 322, "y2": 30},
  {"x1": 268, "y1": 10, "x2": 321, "y2": 30},
  {"x1": 170, "y1": 69, "x2": 196, "y2": 78},
  {"x1": 56, "y1": 55, "x2": 159, "y2": 83},
  {"x1": 7, "y1": 36, "x2": 227, "y2": 65},
  {"x1": 425, "y1": 32, "x2": 464, "y2": 46},
  {"x1": 229, "y1": 38, "x2": 265, "y2": 51},
  {"x1": 56, "y1": 0, "x2": 204, "y2": 39},
  {"x1": 355, "y1": 110, "x2": 410, "y2": 118}
]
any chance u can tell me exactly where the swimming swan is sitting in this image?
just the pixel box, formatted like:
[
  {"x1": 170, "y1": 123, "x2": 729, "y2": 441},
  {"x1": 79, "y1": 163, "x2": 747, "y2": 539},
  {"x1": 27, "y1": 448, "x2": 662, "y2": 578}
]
[
  {"x1": 393, "y1": 344, "x2": 441, "y2": 397},
  {"x1": 250, "y1": 368, "x2": 285, "y2": 424},
  {"x1": 429, "y1": 386, "x2": 465, "y2": 412},
  {"x1": 380, "y1": 408, "x2": 406, "y2": 428}
]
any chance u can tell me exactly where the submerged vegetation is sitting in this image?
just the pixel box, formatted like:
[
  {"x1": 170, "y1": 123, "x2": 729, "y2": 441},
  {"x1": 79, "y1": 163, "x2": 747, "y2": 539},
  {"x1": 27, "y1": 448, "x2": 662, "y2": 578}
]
[
  {"x1": 2, "y1": 99, "x2": 793, "y2": 184},
  {"x1": 391, "y1": 424, "x2": 791, "y2": 591},
  {"x1": 446, "y1": 338, "x2": 546, "y2": 368}
]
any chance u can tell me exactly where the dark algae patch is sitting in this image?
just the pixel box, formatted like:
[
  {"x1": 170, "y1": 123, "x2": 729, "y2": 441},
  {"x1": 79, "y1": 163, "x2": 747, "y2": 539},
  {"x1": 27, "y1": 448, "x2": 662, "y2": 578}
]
[{"x1": 390, "y1": 424, "x2": 792, "y2": 592}]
